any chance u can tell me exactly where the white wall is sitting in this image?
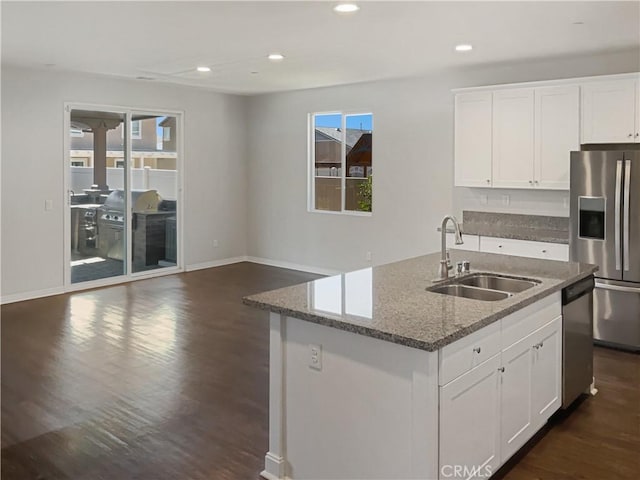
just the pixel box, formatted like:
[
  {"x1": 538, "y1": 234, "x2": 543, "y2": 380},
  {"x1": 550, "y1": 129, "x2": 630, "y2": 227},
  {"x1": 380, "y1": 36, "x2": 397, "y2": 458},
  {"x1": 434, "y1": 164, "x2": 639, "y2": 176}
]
[
  {"x1": 246, "y1": 49, "x2": 639, "y2": 272},
  {"x1": 1, "y1": 66, "x2": 248, "y2": 298}
]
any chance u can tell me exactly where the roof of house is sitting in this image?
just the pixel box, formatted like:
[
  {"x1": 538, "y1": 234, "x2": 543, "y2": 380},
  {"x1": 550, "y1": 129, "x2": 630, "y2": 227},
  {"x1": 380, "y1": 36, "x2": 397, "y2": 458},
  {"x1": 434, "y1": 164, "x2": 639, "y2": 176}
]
[{"x1": 315, "y1": 127, "x2": 370, "y2": 148}]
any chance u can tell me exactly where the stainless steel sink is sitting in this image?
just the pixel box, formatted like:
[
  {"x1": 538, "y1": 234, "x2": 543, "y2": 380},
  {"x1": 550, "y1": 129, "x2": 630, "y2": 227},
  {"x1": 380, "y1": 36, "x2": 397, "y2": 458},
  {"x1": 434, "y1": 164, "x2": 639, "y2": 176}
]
[
  {"x1": 429, "y1": 284, "x2": 512, "y2": 301},
  {"x1": 457, "y1": 274, "x2": 540, "y2": 293}
]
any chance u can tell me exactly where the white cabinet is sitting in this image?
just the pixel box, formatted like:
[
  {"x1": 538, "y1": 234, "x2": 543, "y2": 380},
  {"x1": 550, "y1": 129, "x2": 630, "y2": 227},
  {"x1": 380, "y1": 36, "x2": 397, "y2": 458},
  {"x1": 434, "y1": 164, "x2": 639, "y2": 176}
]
[
  {"x1": 500, "y1": 334, "x2": 533, "y2": 461},
  {"x1": 479, "y1": 236, "x2": 569, "y2": 262},
  {"x1": 530, "y1": 316, "x2": 562, "y2": 430},
  {"x1": 439, "y1": 297, "x2": 563, "y2": 479},
  {"x1": 535, "y1": 85, "x2": 580, "y2": 189},
  {"x1": 581, "y1": 79, "x2": 639, "y2": 143},
  {"x1": 440, "y1": 354, "x2": 502, "y2": 480},
  {"x1": 455, "y1": 92, "x2": 493, "y2": 187},
  {"x1": 492, "y1": 89, "x2": 535, "y2": 189}
]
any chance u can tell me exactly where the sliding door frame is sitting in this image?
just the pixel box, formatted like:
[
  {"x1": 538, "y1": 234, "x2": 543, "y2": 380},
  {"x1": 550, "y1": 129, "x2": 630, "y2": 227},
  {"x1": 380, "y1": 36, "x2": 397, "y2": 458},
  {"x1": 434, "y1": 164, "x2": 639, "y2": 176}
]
[{"x1": 63, "y1": 102, "x2": 185, "y2": 292}]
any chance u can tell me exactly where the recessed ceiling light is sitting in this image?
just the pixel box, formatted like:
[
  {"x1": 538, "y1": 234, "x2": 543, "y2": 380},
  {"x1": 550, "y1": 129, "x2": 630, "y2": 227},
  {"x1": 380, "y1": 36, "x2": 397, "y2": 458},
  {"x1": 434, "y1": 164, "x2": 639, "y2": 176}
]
[
  {"x1": 268, "y1": 53, "x2": 284, "y2": 61},
  {"x1": 573, "y1": 21, "x2": 584, "y2": 25},
  {"x1": 196, "y1": 66, "x2": 211, "y2": 72},
  {"x1": 334, "y1": 3, "x2": 360, "y2": 13},
  {"x1": 455, "y1": 44, "x2": 473, "y2": 52}
]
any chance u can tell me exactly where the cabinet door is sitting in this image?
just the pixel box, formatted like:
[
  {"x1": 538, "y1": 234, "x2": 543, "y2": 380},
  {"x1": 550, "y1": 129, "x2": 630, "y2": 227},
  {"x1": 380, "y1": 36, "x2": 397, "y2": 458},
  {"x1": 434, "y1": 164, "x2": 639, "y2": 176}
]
[
  {"x1": 534, "y1": 85, "x2": 580, "y2": 190},
  {"x1": 440, "y1": 354, "x2": 501, "y2": 480},
  {"x1": 455, "y1": 92, "x2": 493, "y2": 187},
  {"x1": 492, "y1": 88, "x2": 535, "y2": 188},
  {"x1": 581, "y1": 79, "x2": 636, "y2": 143},
  {"x1": 500, "y1": 334, "x2": 533, "y2": 462},
  {"x1": 531, "y1": 316, "x2": 562, "y2": 430}
]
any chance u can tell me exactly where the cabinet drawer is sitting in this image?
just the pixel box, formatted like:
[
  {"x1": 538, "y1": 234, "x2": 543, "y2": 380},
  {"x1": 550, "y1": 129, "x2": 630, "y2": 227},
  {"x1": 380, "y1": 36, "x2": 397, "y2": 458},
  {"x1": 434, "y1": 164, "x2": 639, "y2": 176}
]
[
  {"x1": 502, "y1": 292, "x2": 561, "y2": 349},
  {"x1": 480, "y1": 236, "x2": 568, "y2": 261},
  {"x1": 439, "y1": 321, "x2": 501, "y2": 386}
]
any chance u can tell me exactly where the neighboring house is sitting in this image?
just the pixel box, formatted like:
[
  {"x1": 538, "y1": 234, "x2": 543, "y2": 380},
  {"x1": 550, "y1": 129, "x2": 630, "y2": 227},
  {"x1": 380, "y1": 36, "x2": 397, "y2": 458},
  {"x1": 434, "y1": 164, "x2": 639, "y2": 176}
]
[
  {"x1": 314, "y1": 127, "x2": 372, "y2": 177},
  {"x1": 70, "y1": 117, "x2": 177, "y2": 170},
  {"x1": 159, "y1": 116, "x2": 177, "y2": 152}
]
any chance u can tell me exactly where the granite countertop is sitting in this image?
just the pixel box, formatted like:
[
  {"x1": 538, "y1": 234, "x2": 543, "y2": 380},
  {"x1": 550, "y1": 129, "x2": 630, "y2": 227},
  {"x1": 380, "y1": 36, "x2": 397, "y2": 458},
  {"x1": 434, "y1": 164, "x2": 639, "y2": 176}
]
[{"x1": 243, "y1": 251, "x2": 596, "y2": 352}]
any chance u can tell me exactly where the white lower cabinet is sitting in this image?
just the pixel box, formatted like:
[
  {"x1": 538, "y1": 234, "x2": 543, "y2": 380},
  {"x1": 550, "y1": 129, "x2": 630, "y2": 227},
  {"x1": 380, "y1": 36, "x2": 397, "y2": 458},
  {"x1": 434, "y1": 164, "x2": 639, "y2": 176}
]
[
  {"x1": 439, "y1": 303, "x2": 563, "y2": 479},
  {"x1": 440, "y1": 354, "x2": 502, "y2": 480},
  {"x1": 479, "y1": 236, "x2": 569, "y2": 261},
  {"x1": 500, "y1": 333, "x2": 533, "y2": 462},
  {"x1": 531, "y1": 316, "x2": 562, "y2": 430}
]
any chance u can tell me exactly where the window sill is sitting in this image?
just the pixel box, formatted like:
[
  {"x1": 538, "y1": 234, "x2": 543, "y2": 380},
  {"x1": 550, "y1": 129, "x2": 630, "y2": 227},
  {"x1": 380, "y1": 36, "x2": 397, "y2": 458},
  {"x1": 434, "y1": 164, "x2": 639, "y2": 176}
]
[{"x1": 308, "y1": 209, "x2": 372, "y2": 217}]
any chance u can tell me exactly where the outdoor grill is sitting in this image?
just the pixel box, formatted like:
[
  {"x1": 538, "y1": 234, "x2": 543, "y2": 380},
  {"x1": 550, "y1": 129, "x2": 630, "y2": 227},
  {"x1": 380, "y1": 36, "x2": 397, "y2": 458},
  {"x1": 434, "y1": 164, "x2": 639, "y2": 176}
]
[{"x1": 97, "y1": 189, "x2": 162, "y2": 260}]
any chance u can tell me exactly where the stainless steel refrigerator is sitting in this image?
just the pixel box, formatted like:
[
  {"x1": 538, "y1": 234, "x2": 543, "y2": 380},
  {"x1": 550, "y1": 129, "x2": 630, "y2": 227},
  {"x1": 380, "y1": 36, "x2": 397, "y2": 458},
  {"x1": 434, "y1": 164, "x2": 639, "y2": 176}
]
[{"x1": 570, "y1": 147, "x2": 640, "y2": 351}]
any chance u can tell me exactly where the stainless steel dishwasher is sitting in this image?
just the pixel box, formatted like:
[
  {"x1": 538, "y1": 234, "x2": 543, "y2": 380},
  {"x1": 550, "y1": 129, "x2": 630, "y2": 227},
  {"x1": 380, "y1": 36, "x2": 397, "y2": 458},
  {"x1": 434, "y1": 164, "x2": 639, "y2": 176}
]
[{"x1": 562, "y1": 275, "x2": 595, "y2": 408}]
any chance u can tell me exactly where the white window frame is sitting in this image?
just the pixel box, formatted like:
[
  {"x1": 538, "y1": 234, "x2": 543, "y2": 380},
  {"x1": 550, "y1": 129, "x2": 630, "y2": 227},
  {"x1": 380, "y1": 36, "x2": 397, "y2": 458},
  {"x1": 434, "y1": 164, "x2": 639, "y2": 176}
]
[{"x1": 308, "y1": 111, "x2": 372, "y2": 216}]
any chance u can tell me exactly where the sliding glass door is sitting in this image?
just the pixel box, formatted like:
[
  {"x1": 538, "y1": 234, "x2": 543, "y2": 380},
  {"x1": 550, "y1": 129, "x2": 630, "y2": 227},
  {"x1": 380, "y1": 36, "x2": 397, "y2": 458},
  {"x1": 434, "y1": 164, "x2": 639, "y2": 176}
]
[{"x1": 66, "y1": 106, "x2": 181, "y2": 286}]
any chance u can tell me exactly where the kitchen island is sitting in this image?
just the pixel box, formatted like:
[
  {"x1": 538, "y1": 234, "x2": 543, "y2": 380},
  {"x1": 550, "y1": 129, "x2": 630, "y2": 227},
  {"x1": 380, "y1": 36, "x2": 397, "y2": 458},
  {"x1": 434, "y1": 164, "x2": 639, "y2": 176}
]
[{"x1": 244, "y1": 251, "x2": 597, "y2": 480}]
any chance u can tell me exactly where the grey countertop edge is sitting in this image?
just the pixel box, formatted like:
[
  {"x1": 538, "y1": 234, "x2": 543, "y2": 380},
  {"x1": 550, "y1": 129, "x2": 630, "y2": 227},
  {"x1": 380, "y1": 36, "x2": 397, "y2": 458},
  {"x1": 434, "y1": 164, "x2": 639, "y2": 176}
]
[{"x1": 242, "y1": 267, "x2": 597, "y2": 352}]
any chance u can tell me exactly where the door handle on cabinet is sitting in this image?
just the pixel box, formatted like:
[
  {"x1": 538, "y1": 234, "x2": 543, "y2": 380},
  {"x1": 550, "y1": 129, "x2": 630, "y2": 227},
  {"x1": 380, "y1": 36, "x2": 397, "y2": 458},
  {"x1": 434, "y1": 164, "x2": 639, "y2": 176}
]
[
  {"x1": 473, "y1": 347, "x2": 481, "y2": 354},
  {"x1": 498, "y1": 367, "x2": 505, "y2": 373},
  {"x1": 628, "y1": 133, "x2": 634, "y2": 138}
]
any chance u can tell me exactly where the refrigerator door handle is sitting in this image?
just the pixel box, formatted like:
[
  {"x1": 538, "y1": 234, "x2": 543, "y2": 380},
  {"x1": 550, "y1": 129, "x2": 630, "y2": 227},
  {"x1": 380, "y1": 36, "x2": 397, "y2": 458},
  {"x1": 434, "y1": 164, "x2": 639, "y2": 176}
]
[
  {"x1": 615, "y1": 160, "x2": 622, "y2": 271},
  {"x1": 623, "y1": 160, "x2": 631, "y2": 272},
  {"x1": 595, "y1": 281, "x2": 640, "y2": 293}
]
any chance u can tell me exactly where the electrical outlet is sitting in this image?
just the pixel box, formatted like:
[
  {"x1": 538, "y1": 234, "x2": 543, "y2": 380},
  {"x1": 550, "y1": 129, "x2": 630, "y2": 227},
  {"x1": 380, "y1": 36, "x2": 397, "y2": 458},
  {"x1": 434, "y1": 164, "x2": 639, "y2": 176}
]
[
  {"x1": 365, "y1": 251, "x2": 372, "y2": 262},
  {"x1": 501, "y1": 195, "x2": 510, "y2": 206},
  {"x1": 213, "y1": 239, "x2": 219, "y2": 248},
  {"x1": 309, "y1": 344, "x2": 322, "y2": 371},
  {"x1": 563, "y1": 197, "x2": 569, "y2": 209},
  {"x1": 480, "y1": 194, "x2": 488, "y2": 205}
]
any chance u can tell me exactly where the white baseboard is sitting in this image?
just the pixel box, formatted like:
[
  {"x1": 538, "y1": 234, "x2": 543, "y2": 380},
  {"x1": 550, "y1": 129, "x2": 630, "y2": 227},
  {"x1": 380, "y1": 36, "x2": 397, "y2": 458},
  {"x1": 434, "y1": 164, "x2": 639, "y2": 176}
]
[
  {"x1": 185, "y1": 256, "x2": 248, "y2": 272},
  {"x1": 246, "y1": 256, "x2": 339, "y2": 276},
  {"x1": 1, "y1": 286, "x2": 65, "y2": 305},
  {"x1": 261, "y1": 452, "x2": 287, "y2": 480}
]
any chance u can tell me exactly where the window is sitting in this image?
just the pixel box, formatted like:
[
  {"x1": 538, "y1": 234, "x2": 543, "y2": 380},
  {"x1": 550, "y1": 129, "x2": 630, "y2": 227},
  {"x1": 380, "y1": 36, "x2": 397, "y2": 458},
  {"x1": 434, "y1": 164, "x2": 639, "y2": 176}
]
[
  {"x1": 163, "y1": 126, "x2": 171, "y2": 141},
  {"x1": 71, "y1": 159, "x2": 87, "y2": 167},
  {"x1": 310, "y1": 112, "x2": 373, "y2": 213},
  {"x1": 122, "y1": 120, "x2": 142, "y2": 139}
]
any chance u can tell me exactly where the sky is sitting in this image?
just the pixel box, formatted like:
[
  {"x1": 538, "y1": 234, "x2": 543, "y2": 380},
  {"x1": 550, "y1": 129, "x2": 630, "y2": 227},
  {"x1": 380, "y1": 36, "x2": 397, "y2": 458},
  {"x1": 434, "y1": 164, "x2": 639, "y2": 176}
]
[{"x1": 315, "y1": 113, "x2": 373, "y2": 131}]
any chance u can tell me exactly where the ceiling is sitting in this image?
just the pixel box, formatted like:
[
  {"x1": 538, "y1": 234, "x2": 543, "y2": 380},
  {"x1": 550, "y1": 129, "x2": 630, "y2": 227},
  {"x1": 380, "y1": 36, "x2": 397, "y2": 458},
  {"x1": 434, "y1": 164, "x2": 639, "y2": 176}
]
[{"x1": 2, "y1": 1, "x2": 639, "y2": 95}]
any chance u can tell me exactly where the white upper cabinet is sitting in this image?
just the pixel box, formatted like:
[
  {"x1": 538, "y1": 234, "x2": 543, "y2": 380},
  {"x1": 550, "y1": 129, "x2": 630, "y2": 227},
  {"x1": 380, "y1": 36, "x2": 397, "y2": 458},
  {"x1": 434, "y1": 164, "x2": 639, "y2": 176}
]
[
  {"x1": 455, "y1": 92, "x2": 493, "y2": 187},
  {"x1": 534, "y1": 85, "x2": 580, "y2": 189},
  {"x1": 453, "y1": 73, "x2": 639, "y2": 190},
  {"x1": 492, "y1": 88, "x2": 535, "y2": 188},
  {"x1": 581, "y1": 78, "x2": 638, "y2": 143}
]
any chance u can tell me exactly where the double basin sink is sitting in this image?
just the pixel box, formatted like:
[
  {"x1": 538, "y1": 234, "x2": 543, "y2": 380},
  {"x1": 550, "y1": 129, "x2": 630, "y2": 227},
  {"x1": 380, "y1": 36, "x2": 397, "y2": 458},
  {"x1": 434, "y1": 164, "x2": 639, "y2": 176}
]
[{"x1": 428, "y1": 273, "x2": 540, "y2": 301}]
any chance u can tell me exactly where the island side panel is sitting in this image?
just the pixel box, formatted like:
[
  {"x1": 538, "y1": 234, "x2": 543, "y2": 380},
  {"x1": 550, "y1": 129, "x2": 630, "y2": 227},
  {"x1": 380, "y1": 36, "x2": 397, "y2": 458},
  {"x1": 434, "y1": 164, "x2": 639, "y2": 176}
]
[{"x1": 281, "y1": 316, "x2": 439, "y2": 480}]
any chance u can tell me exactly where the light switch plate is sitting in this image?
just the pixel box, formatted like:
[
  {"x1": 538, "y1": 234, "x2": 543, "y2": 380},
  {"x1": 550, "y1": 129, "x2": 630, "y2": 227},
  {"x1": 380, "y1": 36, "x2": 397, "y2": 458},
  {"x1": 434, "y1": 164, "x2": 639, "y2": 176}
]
[
  {"x1": 501, "y1": 195, "x2": 510, "y2": 206},
  {"x1": 45, "y1": 199, "x2": 53, "y2": 211}
]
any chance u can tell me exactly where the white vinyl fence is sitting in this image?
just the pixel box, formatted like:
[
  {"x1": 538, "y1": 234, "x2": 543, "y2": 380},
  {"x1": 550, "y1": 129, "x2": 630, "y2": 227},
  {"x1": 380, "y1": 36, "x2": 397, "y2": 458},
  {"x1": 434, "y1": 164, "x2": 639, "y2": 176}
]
[{"x1": 70, "y1": 167, "x2": 177, "y2": 200}]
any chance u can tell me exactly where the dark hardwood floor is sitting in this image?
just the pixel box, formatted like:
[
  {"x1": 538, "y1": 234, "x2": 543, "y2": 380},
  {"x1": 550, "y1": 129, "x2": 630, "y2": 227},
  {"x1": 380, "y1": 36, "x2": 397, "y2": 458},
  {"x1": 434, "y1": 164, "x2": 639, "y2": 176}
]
[{"x1": 2, "y1": 262, "x2": 639, "y2": 480}]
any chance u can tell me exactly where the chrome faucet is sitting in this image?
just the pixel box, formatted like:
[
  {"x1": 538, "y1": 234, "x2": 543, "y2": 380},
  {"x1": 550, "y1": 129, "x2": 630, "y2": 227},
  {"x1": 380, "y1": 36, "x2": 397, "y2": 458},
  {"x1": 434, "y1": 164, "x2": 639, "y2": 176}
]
[{"x1": 438, "y1": 215, "x2": 463, "y2": 280}]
